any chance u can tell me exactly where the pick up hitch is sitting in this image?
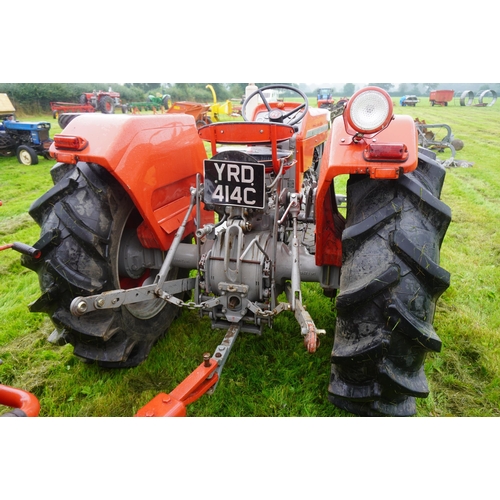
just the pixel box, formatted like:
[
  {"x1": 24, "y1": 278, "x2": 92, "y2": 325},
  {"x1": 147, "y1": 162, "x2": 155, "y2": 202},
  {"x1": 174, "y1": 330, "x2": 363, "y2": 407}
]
[{"x1": 135, "y1": 323, "x2": 241, "y2": 417}]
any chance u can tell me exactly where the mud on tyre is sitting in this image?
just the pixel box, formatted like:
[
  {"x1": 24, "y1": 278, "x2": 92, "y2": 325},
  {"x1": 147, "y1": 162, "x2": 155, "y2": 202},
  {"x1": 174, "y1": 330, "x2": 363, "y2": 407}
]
[
  {"x1": 328, "y1": 150, "x2": 451, "y2": 416},
  {"x1": 22, "y1": 161, "x2": 184, "y2": 368}
]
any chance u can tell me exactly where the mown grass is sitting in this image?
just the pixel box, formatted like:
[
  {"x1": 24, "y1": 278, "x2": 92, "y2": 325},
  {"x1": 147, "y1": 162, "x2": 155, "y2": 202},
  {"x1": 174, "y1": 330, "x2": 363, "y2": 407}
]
[{"x1": 1, "y1": 99, "x2": 499, "y2": 417}]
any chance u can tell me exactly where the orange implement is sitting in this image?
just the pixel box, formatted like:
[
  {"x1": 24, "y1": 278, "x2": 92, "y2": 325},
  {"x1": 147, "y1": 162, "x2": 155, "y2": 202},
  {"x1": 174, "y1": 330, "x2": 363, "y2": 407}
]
[
  {"x1": 167, "y1": 101, "x2": 211, "y2": 123},
  {"x1": 0, "y1": 384, "x2": 40, "y2": 417},
  {"x1": 135, "y1": 357, "x2": 219, "y2": 417}
]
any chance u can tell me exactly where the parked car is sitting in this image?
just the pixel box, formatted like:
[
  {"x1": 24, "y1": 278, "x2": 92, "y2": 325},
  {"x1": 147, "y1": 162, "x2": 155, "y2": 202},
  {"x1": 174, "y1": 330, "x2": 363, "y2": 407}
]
[{"x1": 400, "y1": 95, "x2": 419, "y2": 107}]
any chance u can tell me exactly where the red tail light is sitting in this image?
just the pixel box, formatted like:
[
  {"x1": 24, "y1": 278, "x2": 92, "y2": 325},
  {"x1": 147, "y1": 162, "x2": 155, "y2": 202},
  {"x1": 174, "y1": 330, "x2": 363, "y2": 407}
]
[
  {"x1": 54, "y1": 135, "x2": 88, "y2": 150},
  {"x1": 363, "y1": 143, "x2": 409, "y2": 162}
]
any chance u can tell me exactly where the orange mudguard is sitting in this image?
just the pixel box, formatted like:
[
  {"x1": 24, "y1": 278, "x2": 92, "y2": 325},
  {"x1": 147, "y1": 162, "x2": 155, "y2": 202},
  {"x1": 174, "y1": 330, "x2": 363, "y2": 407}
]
[{"x1": 50, "y1": 113, "x2": 214, "y2": 250}]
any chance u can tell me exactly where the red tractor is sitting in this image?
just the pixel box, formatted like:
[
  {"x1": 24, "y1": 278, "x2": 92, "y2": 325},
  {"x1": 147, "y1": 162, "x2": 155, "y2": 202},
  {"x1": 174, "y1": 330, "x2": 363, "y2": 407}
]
[
  {"x1": 19, "y1": 85, "x2": 451, "y2": 417},
  {"x1": 78, "y1": 89, "x2": 121, "y2": 114}
]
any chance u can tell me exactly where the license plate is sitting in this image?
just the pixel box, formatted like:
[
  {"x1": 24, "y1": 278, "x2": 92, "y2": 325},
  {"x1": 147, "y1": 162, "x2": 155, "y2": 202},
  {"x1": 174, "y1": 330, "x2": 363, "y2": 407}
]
[{"x1": 203, "y1": 159, "x2": 265, "y2": 209}]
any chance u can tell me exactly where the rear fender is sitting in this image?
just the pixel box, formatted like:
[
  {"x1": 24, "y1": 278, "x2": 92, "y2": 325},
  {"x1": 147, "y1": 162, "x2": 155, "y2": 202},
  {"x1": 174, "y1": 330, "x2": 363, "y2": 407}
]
[
  {"x1": 49, "y1": 114, "x2": 214, "y2": 250},
  {"x1": 315, "y1": 114, "x2": 418, "y2": 266}
]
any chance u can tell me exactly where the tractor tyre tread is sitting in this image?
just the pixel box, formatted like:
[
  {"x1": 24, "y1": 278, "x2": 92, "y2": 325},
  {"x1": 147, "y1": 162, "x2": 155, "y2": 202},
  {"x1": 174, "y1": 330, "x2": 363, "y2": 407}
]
[
  {"x1": 22, "y1": 161, "x2": 181, "y2": 368},
  {"x1": 99, "y1": 96, "x2": 115, "y2": 114},
  {"x1": 328, "y1": 151, "x2": 451, "y2": 416}
]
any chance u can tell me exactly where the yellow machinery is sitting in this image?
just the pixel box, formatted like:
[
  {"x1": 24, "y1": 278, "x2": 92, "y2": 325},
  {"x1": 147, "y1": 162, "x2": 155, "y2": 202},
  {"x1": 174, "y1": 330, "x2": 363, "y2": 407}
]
[{"x1": 206, "y1": 85, "x2": 233, "y2": 122}]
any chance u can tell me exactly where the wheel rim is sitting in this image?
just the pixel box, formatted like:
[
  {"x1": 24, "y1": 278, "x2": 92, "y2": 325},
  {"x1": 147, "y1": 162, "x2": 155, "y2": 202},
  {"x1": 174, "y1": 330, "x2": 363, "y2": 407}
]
[
  {"x1": 19, "y1": 150, "x2": 32, "y2": 165},
  {"x1": 112, "y1": 206, "x2": 168, "y2": 320}
]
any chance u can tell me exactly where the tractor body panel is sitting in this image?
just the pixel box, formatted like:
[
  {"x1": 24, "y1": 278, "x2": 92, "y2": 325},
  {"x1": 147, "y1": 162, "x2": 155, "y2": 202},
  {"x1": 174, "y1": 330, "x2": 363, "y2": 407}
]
[
  {"x1": 49, "y1": 113, "x2": 213, "y2": 249},
  {"x1": 3, "y1": 120, "x2": 51, "y2": 145},
  {"x1": 249, "y1": 102, "x2": 330, "y2": 187},
  {"x1": 314, "y1": 114, "x2": 418, "y2": 266}
]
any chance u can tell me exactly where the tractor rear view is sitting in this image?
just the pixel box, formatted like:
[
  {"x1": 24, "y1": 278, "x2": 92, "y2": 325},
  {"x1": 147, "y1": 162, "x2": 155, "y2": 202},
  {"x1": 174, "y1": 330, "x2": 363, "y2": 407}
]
[{"x1": 19, "y1": 85, "x2": 451, "y2": 417}]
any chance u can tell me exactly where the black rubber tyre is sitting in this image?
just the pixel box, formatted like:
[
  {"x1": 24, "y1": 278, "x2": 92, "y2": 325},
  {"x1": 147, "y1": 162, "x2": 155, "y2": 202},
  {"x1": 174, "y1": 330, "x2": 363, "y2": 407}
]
[
  {"x1": 58, "y1": 113, "x2": 82, "y2": 130},
  {"x1": 58, "y1": 113, "x2": 83, "y2": 130},
  {"x1": 17, "y1": 145, "x2": 38, "y2": 165},
  {"x1": 79, "y1": 94, "x2": 87, "y2": 105},
  {"x1": 21, "y1": 161, "x2": 185, "y2": 368},
  {"x1": 99, "y1": 96, "x2": 115, "y2": 114},
  {"x1": 0, "y1": 132, "x2": 16, "y2": 157},
  {"x1": 328, "y1": 150, "x2": 451, "y2": 416}
]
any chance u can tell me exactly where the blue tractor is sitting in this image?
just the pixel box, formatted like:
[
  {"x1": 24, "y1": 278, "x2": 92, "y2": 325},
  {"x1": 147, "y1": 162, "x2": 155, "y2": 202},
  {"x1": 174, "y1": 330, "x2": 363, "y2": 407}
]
[{"x1": 0, "y1": 118, "x2": 53, "y2": 165}]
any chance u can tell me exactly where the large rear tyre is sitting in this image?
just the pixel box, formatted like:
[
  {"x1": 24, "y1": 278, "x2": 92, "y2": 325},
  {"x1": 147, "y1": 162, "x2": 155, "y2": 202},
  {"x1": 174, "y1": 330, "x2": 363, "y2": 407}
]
[
  {"x1": 99, "y1": 96, "x2": 115, "y2": 114},
  {"x1": 58, "y1": 113, "x2": 82, "y2": 130},
  {"x1": 329, "y1": 150, "x2": 451, "y2": 416},
  {"x1": 22, "y1": 161, "x2": 184, "y2": 367}
]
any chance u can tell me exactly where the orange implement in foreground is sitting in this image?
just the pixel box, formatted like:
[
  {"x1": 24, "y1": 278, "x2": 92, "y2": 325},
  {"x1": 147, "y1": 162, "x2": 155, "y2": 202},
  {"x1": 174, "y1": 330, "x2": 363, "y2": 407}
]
[{"x1": 0, "y1": 384, "x2": 40, "y2": 417}]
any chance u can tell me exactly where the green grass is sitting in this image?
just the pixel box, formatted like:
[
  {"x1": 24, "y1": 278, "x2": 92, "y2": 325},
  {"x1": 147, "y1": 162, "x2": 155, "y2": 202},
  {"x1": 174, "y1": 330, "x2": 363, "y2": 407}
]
[{"x1": 1, "y1": 100, "x2": 500, "y2": 417}]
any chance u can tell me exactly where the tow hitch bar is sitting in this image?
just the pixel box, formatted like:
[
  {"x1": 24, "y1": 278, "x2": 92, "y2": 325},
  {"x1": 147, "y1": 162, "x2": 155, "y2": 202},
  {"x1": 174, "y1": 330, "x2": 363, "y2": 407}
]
[{"x1": 135, "y1": 323, "x2": 241, "y2": 417}]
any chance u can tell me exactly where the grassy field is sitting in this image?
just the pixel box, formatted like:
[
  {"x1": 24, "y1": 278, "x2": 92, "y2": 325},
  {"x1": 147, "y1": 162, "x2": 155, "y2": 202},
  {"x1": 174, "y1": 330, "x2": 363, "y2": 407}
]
[{"x1": 1, "y1": 97, "x2": 499, "y2": 417}]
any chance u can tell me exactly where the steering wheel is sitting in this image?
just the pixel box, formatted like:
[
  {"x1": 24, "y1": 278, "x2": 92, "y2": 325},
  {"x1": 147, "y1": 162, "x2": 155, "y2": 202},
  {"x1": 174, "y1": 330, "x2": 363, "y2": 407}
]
[{"x1": 241, "y1": 85, "x2": 309, "y2": 126}]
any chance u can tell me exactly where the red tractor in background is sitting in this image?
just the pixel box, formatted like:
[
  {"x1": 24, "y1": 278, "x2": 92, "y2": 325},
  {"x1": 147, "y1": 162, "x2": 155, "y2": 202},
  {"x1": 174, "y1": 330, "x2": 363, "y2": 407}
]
[
  {"x1": 78, "y1": 89, "x2": 121, "y2": 114},
  {"x1": 17, "y1": 85, "x2": 451, "y2": 417}
]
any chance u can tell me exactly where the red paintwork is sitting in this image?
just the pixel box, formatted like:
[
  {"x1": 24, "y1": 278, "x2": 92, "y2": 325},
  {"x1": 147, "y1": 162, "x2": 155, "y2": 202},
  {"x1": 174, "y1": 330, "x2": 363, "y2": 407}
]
[
  {"x1": 49, "y1": 114, "x2": 214, "y2": 250},
  {"x1": 81, "y1": 90, "x2": 121, "y2": 102},
  {"x1": 0, "y1": 384, "x2": 40, "y2": 416},
  {"x1": 230, "y1": 101, "x2": 330, "y2": 187},
  {"x1": 199, "y1": 121, "x2": 295, "y2": 173},
  {"x1": 293, "y1": 106, "x2": 330, "y2": 188},
  {"x1": 314, "y1": 114, "x2": 418, "y2": 266},
  {"x1": 429, "y1": 90, "x2": 454, "y2": 104},
  {"x1": 50, "y1": 102, "x2": 95, "y2": 114}
]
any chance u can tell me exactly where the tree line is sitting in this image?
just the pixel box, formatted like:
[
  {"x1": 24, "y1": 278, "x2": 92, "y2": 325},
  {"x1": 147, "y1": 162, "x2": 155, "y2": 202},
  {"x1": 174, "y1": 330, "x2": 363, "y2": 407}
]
[
  {"x1": 3, "y1": 83, "x2": 497, "y2": 115},
  {"x1": 0, "y1": 83, "x2": 279, "y2": 114}
]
